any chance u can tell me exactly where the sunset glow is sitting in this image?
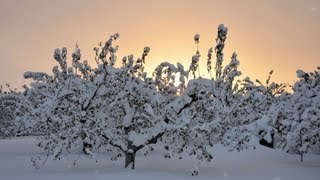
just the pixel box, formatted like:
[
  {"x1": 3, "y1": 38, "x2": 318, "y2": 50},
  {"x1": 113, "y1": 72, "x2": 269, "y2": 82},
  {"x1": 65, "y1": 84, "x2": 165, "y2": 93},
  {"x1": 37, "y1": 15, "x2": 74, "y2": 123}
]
[{"x1": 0, "y1": 0, "x2": 319, "y2": 88}]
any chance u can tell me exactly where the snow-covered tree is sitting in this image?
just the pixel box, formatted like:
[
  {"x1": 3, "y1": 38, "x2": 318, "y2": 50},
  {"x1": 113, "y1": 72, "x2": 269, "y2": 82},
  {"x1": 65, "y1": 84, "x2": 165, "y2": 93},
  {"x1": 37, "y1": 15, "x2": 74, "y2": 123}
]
[
  {"x1": 277, "y1": 67, "x2": 320, "y2": 161},
  {"x1": 239, "y1": 70, "x2": 287, "y2": 148},
  {"x1": 21, "y1": 33, "x2": 184, "y2": 170},
  {"x1": 19, "y1": 34, "x2": 124, "y2": 167},
  {"x1": 88, "y1": 47, "x2": 169, "y2": 169},
  {"x1": 158, "y1": 25, "x2": 259, "y2": 175},
  {"x1": 0, "y1": 88, "x2": 20, "y2": 138},
  {"x1": 92, "y1": 48, "x2": 195, "y2": 170}
]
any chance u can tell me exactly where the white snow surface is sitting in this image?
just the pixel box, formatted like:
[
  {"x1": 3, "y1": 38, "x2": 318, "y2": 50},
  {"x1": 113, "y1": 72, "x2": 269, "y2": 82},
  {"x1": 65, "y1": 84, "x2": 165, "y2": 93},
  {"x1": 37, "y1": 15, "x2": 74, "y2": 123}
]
[{"x1": 0, "y1": 137, "x2": 319, "y2": 180}]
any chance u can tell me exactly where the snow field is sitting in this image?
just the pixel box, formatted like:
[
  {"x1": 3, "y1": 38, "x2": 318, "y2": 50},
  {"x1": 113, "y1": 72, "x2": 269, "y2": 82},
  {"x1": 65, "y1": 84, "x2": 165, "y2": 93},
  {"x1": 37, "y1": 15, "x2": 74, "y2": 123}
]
[{"x1": 1, "y1": 137, "x2": 319, "y2": 180}]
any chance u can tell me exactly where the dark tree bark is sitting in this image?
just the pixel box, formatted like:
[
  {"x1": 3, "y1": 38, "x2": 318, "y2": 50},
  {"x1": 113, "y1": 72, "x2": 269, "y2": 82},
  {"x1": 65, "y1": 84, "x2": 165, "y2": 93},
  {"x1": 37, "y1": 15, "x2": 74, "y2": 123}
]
[
  {"x1": 125, "y1": 151, "x2": 136, "y2": 169},
  {"x1": 124, "y1": 140, "x2": 136, "y2": 169},
  {"x1": 83, "y1": 141, "x2": 93, "y2": 155},
  {"x1": 123, "y1": 132, "x2": 164, "y2": 169}
]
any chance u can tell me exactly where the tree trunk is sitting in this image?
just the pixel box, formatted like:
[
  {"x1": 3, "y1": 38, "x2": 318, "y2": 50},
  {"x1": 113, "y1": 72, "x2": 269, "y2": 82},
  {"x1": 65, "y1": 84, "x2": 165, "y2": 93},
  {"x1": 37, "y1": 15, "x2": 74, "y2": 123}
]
[
  {"x1": 300, "y1": 153, "x2": 304, "y2": 162},
  {"x1": 125, "y1": 151, "x2": 136, "y2": 169},
  {"x1": 299, "y1": 130, "x2": 303, "y2": 162},
  {"x1": 83, "y1": 141, "x2": 93, "y2": 155},
  {"x1": 122, "y1": 131, "x2": 163, "y2": 170},
  {"x1": 81, "y1": 131, "x2": 92, "y2": 155}
]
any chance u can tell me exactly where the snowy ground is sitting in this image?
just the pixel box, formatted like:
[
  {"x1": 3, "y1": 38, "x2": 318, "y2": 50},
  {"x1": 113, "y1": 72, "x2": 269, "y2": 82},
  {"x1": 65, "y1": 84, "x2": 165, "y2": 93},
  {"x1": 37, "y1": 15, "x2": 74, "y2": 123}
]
[{"x1": 0, "y1": 137, "x2": 319, "y2": 180}]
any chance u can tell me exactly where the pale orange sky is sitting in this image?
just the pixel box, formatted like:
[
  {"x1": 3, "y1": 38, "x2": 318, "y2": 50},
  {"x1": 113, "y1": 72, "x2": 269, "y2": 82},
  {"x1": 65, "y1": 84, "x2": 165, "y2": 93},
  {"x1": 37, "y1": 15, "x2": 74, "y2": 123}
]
[{"x1": 0, "y1": 0, "x2": 319, "y2": 89}]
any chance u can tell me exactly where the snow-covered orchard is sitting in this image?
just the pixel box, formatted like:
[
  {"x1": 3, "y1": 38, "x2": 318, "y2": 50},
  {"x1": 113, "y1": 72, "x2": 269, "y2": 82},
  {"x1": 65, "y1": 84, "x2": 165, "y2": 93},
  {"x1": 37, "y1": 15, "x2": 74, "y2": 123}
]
[{"x1": 0, "y1": 24, "x2": 319, "y2": 178}]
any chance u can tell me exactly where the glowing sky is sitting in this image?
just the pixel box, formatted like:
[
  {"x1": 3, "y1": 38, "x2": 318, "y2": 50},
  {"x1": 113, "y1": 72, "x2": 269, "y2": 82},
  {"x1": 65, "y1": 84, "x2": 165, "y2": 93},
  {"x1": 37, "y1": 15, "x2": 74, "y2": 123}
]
[{"x1": 0, "y1": 0, "x2": 319, "y2": 89}]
